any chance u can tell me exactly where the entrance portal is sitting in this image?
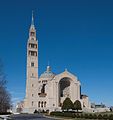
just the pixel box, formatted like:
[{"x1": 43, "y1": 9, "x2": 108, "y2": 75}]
[{"x1": 59, "y1": 77, "x2": 71, "y2": 106}]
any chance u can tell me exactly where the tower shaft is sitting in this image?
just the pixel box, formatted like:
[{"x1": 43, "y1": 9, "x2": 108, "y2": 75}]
[{"x1": 24, "y1": 13, "x2": 38, "y2": 113}]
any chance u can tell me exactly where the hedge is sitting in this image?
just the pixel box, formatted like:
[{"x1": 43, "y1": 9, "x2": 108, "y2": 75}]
[{"x1": 50, "y1": 111, "x2": 113, "y2": 119}]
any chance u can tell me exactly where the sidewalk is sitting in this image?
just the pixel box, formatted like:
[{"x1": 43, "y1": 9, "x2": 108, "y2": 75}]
[
  {"x1": 0, "y1": 115, "x2": 11, "y2": 120},
  {"x1": 44, "y1": 115, "x2": 74, "y2": 120}
]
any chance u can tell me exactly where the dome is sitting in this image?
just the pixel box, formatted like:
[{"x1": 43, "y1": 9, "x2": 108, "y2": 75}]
[{"x1": 40, "y1": 66, "x2": 55, "y2": 79}]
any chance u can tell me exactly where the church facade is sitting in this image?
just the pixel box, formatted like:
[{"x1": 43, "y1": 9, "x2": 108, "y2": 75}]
[{"x1": 24, "y1": 14, "x2": 91, "y2": 113}]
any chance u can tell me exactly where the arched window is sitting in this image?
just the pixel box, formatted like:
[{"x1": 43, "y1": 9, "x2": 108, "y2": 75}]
[
  {"x1": 31, "y1": 62, "x2": 34, "y2": 67},
  {"x1": 31, "y1": 32, "x2": 35, "y2": 36},
  {"x1": 31, "y1": 38, "x2": 34, "y2": 41},
  {"x1": 41, "y1": 101, "x2": 43, "y2": 108},
  {"x1": 31, "y1": 73, "x2": 34, "y2": 77},
  {"x1": 38, "y1": 101, "x2": 40, "y2": 107},
  {"x1": 44, "y1": 101, "x2": 46, "y2": 107},
  {"x1": 32, "y1": 101, "x2": 34, "y2": 106},
  {"x1": 41, "y1": 84, "x2": 46, "y2": 93}
]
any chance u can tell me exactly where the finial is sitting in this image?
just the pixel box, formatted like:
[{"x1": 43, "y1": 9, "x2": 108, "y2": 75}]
[
  {"x1": 47, "y1": 65, "x2": 51, "y2": 72},
  {"x1": 65, "y1": 68, "x2": 67, "y2": 71},
  {"x1": 47, "y1": 61, "x2": 51, "y2": 72}
]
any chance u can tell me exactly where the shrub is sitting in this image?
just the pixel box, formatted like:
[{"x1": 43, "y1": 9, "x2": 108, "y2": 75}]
[
  {"x1": 84, "y1": 113, "x2": 89, "y2": 119},
  {"x1": 50, "y1": 111, "x2": 113, "y2": 119},
  {"x1": 50, "y1": 111, "x2": 76, "y2": 118},
  {"x1": 93, "y1": 114, "x2": 98, "y2": 119},
  {"x1": 34, "y1": 109, "x2": 39, "y2": 114},
  {"x1": 80, "y1": 113, "x2": 84, "y2": 118},
  {"x1": 98, "y1": 114, "x2": 103, "y2": 119},
  {"x1": 0, "y1": 112, "x2": 11, "y2": 115},
  {"x1": 103, "y1": 114, "x2": 108, "y2": 119},
  {"x1": 76, "y1": 113, "x2": 80, "y2": 118},
  {"x1": 64, "y1": 112, "x2": 75, "y2": 118},
  {"x1": 50, "y1": 111, "x2": 64, "y2": 117},
  {"x1": 88, "y1": 114, "x2": 93, "y2": 119},
  {"x1": 109, "y1": 114, "x2": 113, "y2": 120},
  {"x1": 46, "y1": 109, "x2": 49, "y2": 114}
]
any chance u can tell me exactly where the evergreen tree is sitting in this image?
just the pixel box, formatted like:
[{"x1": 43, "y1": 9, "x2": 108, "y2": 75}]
[
  {"x1": 62, "y1": 97, "x2": 74, "y2": 111},
  {"x1": 74, "y1": 100, "x2": 82, "y2": 112}
]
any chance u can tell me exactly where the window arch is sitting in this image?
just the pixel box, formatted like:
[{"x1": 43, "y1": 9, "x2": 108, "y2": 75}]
[
  {"x1": 44, "y1": 101, "x2": 46, "y2": 107},
  {"x1": 41, "y1": 101, "x2": 43, "y2": 108},
  {"x1": 32, "y1": 101, "x2": 34, "y2": 106},
  {"x1": 31, "y1": 62, "x2": 34, "y2": 67},
  {"x1": 38, "y1": 101, "x2": 40, "y2": 107}
]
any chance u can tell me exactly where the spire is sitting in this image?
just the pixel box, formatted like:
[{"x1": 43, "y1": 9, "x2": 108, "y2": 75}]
[
  {"x1": 31, "y1": 10, "x2": 34, "y2": 26},
  {"x1": 30, "y1": 11, "x2": 35, "y2": 29},
  {"x1": 29, "y1": 11, "x2": 36, "y2": 38}
]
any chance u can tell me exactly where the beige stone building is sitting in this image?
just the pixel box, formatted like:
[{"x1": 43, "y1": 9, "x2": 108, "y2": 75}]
[{"x1": 24, "y1": 14, "x2": 91, "y2": 113}]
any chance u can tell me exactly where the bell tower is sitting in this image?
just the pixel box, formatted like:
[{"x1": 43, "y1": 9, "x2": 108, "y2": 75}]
[{"x1": 24, "y1": 12, "x2": 38, "y2": 113}]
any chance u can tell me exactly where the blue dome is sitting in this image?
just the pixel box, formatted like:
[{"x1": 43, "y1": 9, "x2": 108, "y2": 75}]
[{"x1": 40, "y1": 66, "x2": 55, "y2": 78}]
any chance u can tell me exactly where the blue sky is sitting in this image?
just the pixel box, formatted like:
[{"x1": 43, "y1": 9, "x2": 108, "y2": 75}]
[{"x1": 0, "y1": 0, "x2": 113, "y2": 106}]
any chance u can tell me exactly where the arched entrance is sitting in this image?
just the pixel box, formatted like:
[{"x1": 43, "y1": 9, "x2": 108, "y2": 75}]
[{"x1": 59, "y1": 77, "x2": 71, "y2": 106}]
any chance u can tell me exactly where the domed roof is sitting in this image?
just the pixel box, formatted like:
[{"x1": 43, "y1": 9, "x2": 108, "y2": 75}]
[{"x1": 40, "y1": 66, "x2": 55, "y2": 79}]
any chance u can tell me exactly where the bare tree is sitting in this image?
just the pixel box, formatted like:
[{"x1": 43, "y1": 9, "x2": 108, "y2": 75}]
[
  {"x1": 0, "y1": 59, "x2": 11, "y2": 113},
  {"x1": 0, "y1": 60, "x2": 6, "y2": 88}
]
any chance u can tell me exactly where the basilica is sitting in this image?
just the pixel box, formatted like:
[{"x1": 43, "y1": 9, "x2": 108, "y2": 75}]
[{"x1": 23, "y1": 14, "x2": 91, "y2": 113}]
